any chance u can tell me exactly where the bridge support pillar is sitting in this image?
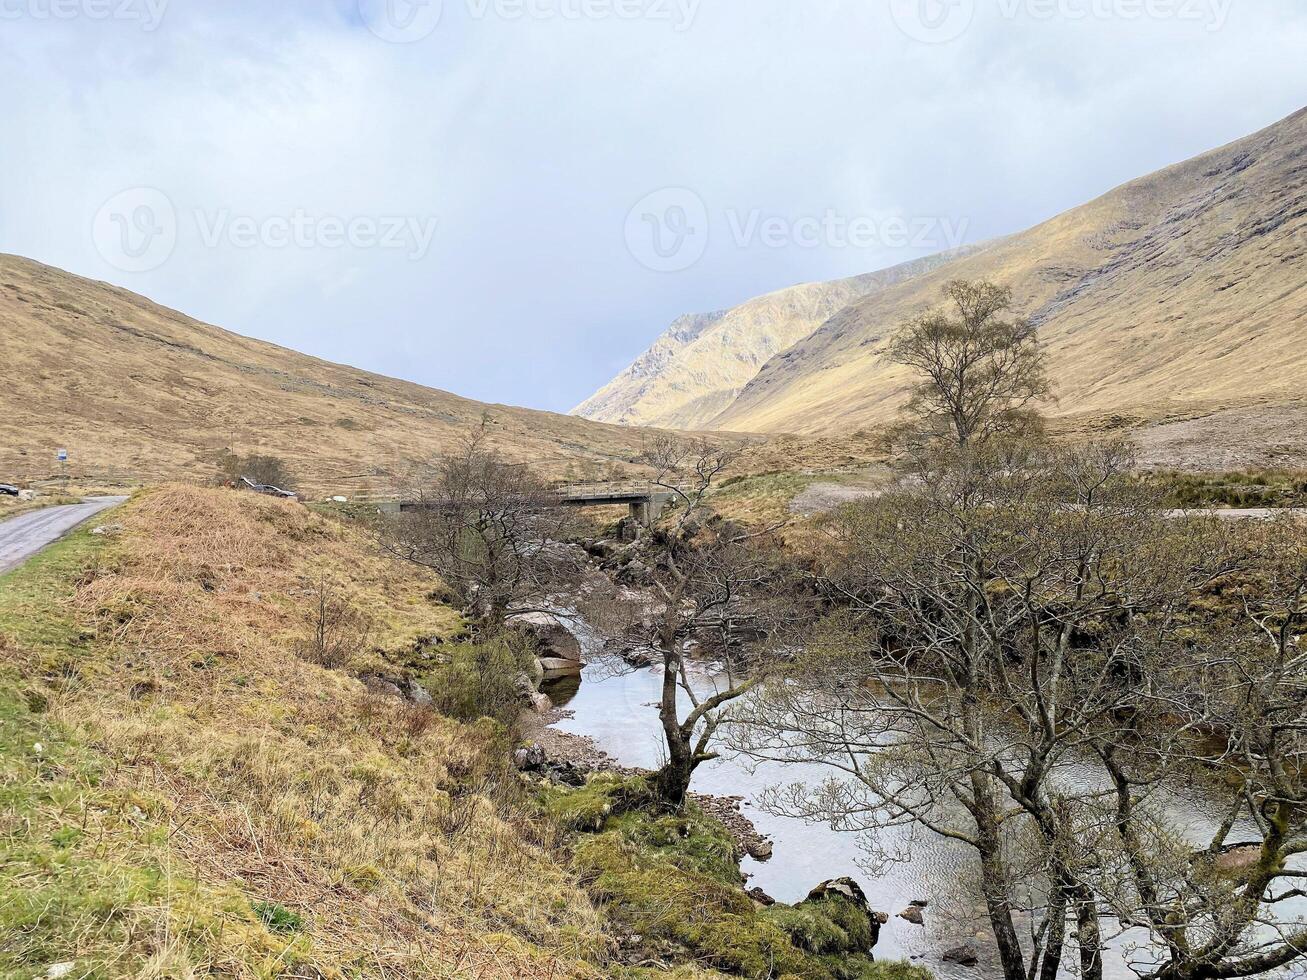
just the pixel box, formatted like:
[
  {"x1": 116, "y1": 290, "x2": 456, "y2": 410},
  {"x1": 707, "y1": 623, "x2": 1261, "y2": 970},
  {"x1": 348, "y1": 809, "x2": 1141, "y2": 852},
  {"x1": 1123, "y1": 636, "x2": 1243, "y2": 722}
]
[{"x1": 629, "y1": 500, "x2": 651, "y2": 526}]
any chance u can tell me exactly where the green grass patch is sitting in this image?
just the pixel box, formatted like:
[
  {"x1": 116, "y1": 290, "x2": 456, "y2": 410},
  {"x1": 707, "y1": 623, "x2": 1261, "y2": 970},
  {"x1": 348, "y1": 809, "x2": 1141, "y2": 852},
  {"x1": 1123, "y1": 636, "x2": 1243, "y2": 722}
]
[
  {"x1": 252, "y1": 901, "x2": 305, "y2": 934},
  {"x1": 0, "y1": 529, "x2": 299, "y2": 977}
]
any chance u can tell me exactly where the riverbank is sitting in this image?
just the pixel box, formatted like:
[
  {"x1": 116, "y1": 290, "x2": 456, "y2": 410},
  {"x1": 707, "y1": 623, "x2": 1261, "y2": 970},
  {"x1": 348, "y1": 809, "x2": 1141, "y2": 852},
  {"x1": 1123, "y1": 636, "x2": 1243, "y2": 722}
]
[
  {"x1": 523, "y1": 705, "x2": 777, "y2": 864},
  {"x1": 539, "y1": 771, "x2": 931, "y2": 979},
  {"x1": 0, "y1": 485, "x2": 608, "y2": 978}
]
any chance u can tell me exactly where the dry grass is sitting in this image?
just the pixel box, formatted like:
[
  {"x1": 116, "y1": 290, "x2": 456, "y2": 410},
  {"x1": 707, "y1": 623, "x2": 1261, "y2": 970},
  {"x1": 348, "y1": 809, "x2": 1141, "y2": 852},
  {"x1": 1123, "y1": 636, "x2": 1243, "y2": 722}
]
[
  {"x1": 714, "y1": 108, "x2": 1307, "y2": 440},
  {"x1": 1, "y1": 485, "x2": 607, "y2": 978},
  {"x1": 0, "y1": 254, "x2": 708, "y2": 493}
]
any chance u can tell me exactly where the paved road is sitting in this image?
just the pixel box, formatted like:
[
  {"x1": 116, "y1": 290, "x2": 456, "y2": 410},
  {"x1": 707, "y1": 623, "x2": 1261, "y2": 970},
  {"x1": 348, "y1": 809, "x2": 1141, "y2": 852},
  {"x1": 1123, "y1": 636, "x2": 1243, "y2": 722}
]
[{"x1": 0, "y1": 497, "x2": 129, "y2": 576}]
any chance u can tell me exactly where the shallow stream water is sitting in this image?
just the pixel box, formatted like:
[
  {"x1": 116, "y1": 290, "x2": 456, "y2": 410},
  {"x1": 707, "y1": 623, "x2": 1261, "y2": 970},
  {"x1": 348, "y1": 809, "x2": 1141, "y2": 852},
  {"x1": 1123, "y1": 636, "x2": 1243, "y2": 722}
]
[{"x1": 544, "y1": 616, "x2": 1306, "y2": 979}]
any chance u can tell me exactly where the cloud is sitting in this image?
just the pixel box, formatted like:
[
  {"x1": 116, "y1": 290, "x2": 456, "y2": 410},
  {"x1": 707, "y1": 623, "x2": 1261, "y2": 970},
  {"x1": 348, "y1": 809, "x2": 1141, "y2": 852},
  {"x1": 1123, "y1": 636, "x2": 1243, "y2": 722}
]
[{"x1": 1, "y1": 0, "x2": 1305, "y2": 412}]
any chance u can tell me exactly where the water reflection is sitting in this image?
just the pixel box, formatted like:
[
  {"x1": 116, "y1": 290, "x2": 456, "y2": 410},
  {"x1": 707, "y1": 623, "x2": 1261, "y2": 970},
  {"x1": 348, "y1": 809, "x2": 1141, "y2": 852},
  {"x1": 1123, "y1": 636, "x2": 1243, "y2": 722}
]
[
  {"x1": 550, "y1": 657, "x2": 989, "y2": 978},
  {"x1": 541, "y1": 672, "x2": 582, "y2": 709},
  {"x1": 546, "y1": 619, "x2": 1306, "y2": 980}
]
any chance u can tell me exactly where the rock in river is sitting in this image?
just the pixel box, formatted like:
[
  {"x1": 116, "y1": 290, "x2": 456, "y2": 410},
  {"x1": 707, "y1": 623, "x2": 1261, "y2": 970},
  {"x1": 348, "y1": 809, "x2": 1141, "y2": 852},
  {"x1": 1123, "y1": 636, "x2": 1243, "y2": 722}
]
[
  {"x1": 898, "y1": 904, "x2": 925, "y2": 926},
  {"x1": 943, "y1": 944, "x2": 980, "y2": 966}
]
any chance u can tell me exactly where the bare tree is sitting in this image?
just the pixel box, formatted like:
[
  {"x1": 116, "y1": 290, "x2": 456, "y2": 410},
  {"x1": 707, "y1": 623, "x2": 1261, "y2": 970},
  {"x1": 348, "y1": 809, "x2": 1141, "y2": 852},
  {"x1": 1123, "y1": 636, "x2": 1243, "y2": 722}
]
[
  {"x1": 622, "y1": 436, "x2": 804, "y2": 808},
  {"x1": 297, "y1": 573, "x2": 371, "y2": 669},
  {"x1": 1087, "y1": 515, "x2": 1307, "y2": 980},
  {"x1": 887, "y1": 279, "x2": 1051, "y2": 449},
  {"x1": 734, "y1": 440, "x2": 1237, "y2": 980},
  {"x1": 377, "y1": 424, "x2": 580, "y2": 626}
]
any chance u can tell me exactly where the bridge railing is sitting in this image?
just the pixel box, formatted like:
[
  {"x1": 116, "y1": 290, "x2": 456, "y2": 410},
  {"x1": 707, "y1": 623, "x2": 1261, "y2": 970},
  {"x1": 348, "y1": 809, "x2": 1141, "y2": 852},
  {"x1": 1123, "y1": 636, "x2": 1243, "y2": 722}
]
[{"x1": 553, "y1": 482, "x2": 693, "y2": 501}]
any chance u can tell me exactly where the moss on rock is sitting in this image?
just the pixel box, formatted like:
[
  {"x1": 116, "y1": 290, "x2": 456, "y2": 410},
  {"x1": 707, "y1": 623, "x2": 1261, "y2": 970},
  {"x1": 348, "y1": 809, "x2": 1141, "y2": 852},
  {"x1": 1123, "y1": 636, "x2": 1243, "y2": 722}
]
[{"x1": 544, "y1": 778, "x2": 933, "y2": 980}]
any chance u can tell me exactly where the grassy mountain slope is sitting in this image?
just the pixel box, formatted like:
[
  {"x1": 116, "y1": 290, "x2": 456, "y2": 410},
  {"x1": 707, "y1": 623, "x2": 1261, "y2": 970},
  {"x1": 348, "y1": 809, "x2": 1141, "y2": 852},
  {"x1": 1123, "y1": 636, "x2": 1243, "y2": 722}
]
[
  {"x1": 572, "y1": 248, "x2": 984, "y2": 430},
  {"x1": 713, "y1": 107, "x2": 1307, "y2": 441},
  {"x1": 0, "y1": 255, "x2": 673, "y2": 494},
  {"x1": 0, "y1": 485, "x2": 930, "y2": 979},
  {"x1": 0, "y1": 486, "x2": 606, "y2": 978}
]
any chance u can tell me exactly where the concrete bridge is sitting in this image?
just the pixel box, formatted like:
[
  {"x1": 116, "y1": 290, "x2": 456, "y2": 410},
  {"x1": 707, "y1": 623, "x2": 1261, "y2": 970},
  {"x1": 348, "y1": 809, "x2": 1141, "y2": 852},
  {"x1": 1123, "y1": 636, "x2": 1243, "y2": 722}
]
[
  {"x1": 390, "y1": 481, "x2": 681, "y2": 526},
  {"x1": 554, "y1": 482, "x2": 678, "y2": 526}
]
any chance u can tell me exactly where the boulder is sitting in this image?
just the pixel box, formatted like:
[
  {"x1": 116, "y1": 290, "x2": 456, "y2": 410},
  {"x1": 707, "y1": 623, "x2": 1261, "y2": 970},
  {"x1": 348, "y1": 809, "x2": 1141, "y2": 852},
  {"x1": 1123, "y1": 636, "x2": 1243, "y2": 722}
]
[
  {"x1": 769, "y1": 877, "x2": 883, "y2": 956},
  {"x1": 617, "y1": 558, "x2": 654, "y2": 586},
  {"x1": 510, "y1": 613, "x2": 583, "y2": 663},
  {"x1": 898, "y1": 905, "x2": 925, "y2": 926},
  {"x1": 528, "y1": 690, "x2": 553, "y2": 714},
  {"x1": 361, "y1": 675, "x2": 403, "y2": 699},
  {"x1": 1209, "y1": 842, "x2": 1263, "y2": 873},
  {"x1": 943, "y1": 944, "x2": 980, "y2": 966},
  {"x1": 583, "y1": 538, "x2": 622, "y2": 559},
  {"x1": 746, "y1": 839, "x2": 774, "y2": 861},
  {"x1": 538, "y1": 656, "x2": 585, "y2": 677},
  {"x1": 747, "y1": 886, "x2": 776, "y2": 906},
  {"x1": 807, "y1": 878, "x2": 868, "y2": 904},
  {"x1": 514, "y1": 671, "x2": 553, "y2": 713},
  {"x1": 513, "y1": 744, "x2": 547, "y2": 771},
  {"x1": 404, "y1": 679, "x2": 433, "y2": 705}
]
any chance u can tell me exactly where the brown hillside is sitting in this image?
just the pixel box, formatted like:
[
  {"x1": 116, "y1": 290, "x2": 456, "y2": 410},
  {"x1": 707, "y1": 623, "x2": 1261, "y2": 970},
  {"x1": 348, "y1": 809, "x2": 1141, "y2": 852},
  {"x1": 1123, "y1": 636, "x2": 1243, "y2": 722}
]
[
  {"x1": 0, "y1": 255, "x2": 682, "y2": 494},
  {"x1": 711, "y1": 107, "x2": 1307, "y2": 458}
]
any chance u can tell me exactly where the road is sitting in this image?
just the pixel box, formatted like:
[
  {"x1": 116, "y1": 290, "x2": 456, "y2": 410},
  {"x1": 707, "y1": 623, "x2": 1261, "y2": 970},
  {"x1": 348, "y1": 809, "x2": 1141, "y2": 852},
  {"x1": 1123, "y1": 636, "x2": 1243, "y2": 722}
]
[{"x1": 0, "y1": 497, "x2": 129, "y2": 576}]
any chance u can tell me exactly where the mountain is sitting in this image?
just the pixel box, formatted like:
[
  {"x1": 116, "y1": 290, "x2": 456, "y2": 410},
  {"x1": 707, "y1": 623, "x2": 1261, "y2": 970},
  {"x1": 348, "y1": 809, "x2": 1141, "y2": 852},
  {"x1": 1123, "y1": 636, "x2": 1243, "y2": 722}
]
[
  {"x1": 0, "y1": 255, "x2": 676, "y2": 495},
  {"x1": 573, "y1": 248, "x2": 986, "y2": 429},
  {"x1": 715, "y1": 106, "x2": 1307, "y2": 441},
  {"x1": 581, "y1": 108, "x2": 1307, "y2": 463}
]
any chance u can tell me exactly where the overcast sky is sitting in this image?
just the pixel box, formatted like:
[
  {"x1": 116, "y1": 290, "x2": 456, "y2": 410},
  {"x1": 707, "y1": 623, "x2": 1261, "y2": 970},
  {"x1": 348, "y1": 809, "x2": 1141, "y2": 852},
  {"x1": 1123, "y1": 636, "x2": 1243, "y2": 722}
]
[{"x1": 2, "y1": 0, "x2": 1304, "y2": 413}]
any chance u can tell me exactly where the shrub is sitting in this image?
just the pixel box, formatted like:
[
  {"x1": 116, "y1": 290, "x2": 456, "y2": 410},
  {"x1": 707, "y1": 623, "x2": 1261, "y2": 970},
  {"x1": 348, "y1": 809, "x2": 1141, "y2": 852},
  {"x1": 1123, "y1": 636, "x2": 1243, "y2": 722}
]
[
  {"x1": 296, "y1": 574, "x2": 371, "y2": 669},
  {"x1": 216, "y1": 450, "x2": 298, "y2": 491},
  {"x1": 421, "y1": 631, "x2": 534, "y2": 731}
]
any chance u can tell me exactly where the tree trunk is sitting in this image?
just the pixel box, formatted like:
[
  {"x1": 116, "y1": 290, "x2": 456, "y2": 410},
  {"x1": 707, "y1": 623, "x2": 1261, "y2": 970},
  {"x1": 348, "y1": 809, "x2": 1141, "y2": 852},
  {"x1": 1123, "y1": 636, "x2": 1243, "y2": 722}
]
[
  {"x1": 978, "y1": 831, "x2": 1027, "y2": 980},
  {"x1": 653, "y1": 612, "x2": 694, "y2": 807},
  {"x1": 1038, "y1": 886, "x2": 1067, "y2": 980},
  {"x1": 652, "y1": 745, "x2": 694, "y2": 809},
  {"x1": 1076, "y1": 892, "x2": 1104, "y2": 980}
]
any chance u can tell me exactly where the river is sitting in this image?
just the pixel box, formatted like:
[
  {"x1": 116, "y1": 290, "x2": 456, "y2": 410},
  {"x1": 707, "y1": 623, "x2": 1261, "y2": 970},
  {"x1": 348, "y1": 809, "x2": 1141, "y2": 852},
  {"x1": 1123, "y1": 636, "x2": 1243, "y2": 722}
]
[{"x1": 543, "y1": 616, "x2": 1307, "y2": 979}]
